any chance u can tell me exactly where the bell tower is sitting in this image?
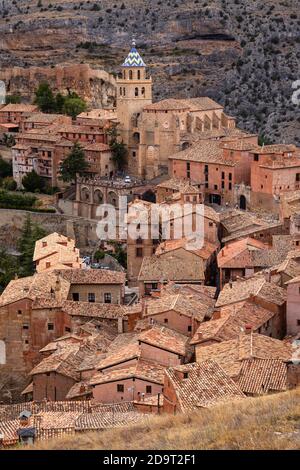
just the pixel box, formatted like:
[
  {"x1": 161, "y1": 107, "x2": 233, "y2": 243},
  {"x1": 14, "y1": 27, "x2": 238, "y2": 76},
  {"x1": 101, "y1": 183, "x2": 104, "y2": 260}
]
[{"x1": 116, "y1": 40, "x2": 152, "y2": 175}]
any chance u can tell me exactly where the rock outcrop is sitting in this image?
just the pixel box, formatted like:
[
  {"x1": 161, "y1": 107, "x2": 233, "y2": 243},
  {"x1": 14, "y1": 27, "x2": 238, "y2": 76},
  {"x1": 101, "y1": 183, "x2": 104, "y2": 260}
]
[{"x1": 0, "y1": 0, "x2": 298, "y2": 143}]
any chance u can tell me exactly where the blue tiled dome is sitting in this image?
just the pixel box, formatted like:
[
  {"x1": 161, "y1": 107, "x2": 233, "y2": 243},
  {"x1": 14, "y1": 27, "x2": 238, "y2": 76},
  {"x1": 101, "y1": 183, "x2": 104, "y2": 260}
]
[{"x1": 122, "y1": 43, "x2": 146, "y2": 67}]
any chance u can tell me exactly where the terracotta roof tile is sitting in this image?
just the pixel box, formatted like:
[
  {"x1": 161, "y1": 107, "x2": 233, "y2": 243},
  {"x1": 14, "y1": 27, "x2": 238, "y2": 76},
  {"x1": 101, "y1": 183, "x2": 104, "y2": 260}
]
[
  {"x1": 169, "y1": 140, "x2": 235, "y2": 165},
  {"x1": 165, "y1": 360, "x2": 244, "y2": 411},
  {"x1": 237, "y1": 358, "x2": 287, "y2": 394},
  {"x1": 62, "y1": 300, "x2": 127, "y2": 319},
  {"x1": 138, "y1": 324, "x2": 190, "y2": 356},
  {"x1": 191, "y1": 300, "x2": 275, "y2": 345},
  {"x1": 144, "y1": 293, "x2": 213, "y2": 322},
  {"x1": 90, "y1": 360, "x2": 165, "y2": 386},
  {"x1": 197, "y1": 334, "x2": 292, "y2": 377},
  {"x1": 59, "y1": 268, "x2": 125, "y2": 285},
  {"x1": 216, "y1": 276, "x2": 286, "y2": 307}
]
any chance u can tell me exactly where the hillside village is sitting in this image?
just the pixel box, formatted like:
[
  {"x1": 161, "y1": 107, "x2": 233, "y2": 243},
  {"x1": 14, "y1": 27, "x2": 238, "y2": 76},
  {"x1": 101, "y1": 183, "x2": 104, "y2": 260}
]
[{"x1": 0, "y1": 42, "x2": 299, "y2": 448}]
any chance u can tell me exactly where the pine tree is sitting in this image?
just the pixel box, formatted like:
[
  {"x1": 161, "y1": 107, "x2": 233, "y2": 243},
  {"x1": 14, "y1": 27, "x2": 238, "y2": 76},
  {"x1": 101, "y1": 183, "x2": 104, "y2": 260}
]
[
  {"x1": 59, "y1": 142, "x2": 89, "y2": 184},
  {"x1": 18, "y1": 215, "x2": 46, "y2": 277},
  {"x1": 34, "y1": 82, "x2": 56, "y2": 113}
]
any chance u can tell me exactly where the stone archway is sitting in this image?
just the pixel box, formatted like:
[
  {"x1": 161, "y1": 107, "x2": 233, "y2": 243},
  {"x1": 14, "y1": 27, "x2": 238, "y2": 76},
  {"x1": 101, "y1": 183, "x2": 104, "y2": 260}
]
[
  {"x1": 239, "y1": 195, "x2": 247, "y2": 210},
  {"x1": 94, "y1": 189, "x2": 104, "y2": 204},
  {"x1": 81, "y1": 186, "x2": 90, "y2": 202},
  {"x1": 107, "y1": 191, "x2": 118, "y2": 208}
]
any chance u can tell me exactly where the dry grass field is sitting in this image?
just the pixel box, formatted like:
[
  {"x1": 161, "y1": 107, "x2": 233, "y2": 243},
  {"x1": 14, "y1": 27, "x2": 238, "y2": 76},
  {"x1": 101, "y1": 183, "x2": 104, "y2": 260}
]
[{"x1": 20, "y1": 388, "x2": 300, "y2": 450}]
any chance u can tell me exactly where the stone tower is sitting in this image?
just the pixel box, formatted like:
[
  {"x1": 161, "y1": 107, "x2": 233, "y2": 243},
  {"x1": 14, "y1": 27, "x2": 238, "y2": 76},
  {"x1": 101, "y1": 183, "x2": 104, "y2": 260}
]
[{"x1": 116, "y1": 40, "x2": 152, "y2": 175}]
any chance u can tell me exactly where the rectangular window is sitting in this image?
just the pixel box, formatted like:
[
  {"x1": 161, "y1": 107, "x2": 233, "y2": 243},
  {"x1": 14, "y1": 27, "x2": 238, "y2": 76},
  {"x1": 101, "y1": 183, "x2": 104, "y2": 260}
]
[
  {"x1": 221, "y1": 181, "x2": 225, "y2": 189},
  {"x1": 72, "y1": 293, "x2": 79, "y2": 301},
  {"x1": 164, "y1": 318, "x2": 168, "y2": 323},
  {"x1": 188, "y1": 325, "x2": 192, "y2": 332},
  {"x1": 229, "y1": 182, "x2": 232, "y2": 190},
  {"x1": 23, "y1": 324, "x2": 29, "y2": 330},
  {"x1": 146, "y1": 385, "x2": 152, "y2": 394},
  {"x1": 254, "y1": 154, "x2": 259, "y2": 161},
  {"x1": 117, "y1": 384, "x2": 124, "y2": 393},
  {"x1": 65, "y1": 327, "x2": 71, "y2": 333},
  {"x1": 214, "y1": 185, "x2": 218, "y2": 190},
  {"x1": 104, "y1": 293, "x2": 112, "y2": 304},
  {"x1": 47, "y1": 323, "x2": 54, "y2": 331},
  {"x1": 296, "y1": 174, "x2": 300, "y2": 182},
  {"x1": 136, "y1": 247, "x2": 143, "y2": 257},
  {"x1": 88, "y1": 293, "x2": 95, "y2": 303},
  {"x1": 204, "y1": 165, "x2": 208, "y2": 174},
  {"x1": 221, "y1": 171, "x2": 225, "y2": 179},
  {"x1": 297, "y1": 319, "x2": 300, "y2": 326},
  {"x1": 229, "y1": 173, "x2": 232, "y2": 181}
]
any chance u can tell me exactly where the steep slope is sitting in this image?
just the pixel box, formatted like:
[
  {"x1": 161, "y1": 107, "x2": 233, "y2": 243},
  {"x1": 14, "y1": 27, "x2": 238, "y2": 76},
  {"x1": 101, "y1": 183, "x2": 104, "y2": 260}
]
[
  {"x1": 0, "y1": 0, "x2": 299, "y2": 143},
  {"x1": 23, "y1": 388, "x2": 300, "y2": 450}
]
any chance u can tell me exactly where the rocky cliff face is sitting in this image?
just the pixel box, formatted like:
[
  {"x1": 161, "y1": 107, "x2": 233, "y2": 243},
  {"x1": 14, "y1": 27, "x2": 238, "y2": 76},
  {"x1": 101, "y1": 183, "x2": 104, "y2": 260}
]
[
  {"x1": 0, "y1": 64, "x2": 116, "y2": 108},
  {"x1": 0, "y1": 0, "x2": 298, "y2": 144}
]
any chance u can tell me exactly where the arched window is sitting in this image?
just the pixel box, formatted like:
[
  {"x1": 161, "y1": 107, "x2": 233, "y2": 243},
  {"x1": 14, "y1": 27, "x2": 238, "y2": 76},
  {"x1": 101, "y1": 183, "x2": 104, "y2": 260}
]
[
  {"x1": 120, "y1": 87, "x2": 122, "y2": 96},
  {"x1": 141, "y1": 87, "x2": 145, "y2": 96},
  {"x1": 135, "y1": 87, "x2": 139, "y2": 97},
  {"x1": 129, "y1": 70, "x2": 133, "y2": 79},
  {"x1": 123, "y1": 70, "x2": 126, "y2": 79},
  {"x1": 123, "y1": 87, "x2": 126, "y2": 96},
  {"x1": 138, "y1": 70, "x2": 141, "y2": 80}
]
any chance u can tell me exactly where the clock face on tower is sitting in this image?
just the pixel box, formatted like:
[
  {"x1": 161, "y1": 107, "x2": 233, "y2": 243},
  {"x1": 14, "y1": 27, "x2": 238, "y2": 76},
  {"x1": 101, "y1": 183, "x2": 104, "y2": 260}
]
[{"x1": 163, "y1": 121, "x2": 169, "y2": 129}]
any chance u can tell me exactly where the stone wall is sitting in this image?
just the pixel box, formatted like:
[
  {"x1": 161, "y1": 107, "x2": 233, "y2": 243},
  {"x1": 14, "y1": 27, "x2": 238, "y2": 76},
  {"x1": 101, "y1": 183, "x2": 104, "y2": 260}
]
[{"x1": 0, "y1": 209, "x2": 102, "y2": 254}]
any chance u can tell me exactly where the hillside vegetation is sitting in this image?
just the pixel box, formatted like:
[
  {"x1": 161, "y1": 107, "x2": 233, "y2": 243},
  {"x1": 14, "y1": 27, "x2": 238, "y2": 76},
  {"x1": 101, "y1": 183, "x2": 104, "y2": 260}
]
[
  {"x1": 22, "y1": 388, "x2": 300, "y2": 450},
  {"x1": 0, "y1": 0, "x2": 298, "y2": 144}
]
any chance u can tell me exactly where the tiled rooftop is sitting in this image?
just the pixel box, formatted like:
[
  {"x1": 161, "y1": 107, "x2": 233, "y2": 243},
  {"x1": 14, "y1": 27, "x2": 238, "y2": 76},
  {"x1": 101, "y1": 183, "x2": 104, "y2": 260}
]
[
  {"x1": 165, "y1": 360, "x2": 245, "y2": 411},
  {"x1": 237, "y1": 358, "x2": 287, "y2": 395},
  {"x1": 215, "y1": 275, "x2": 286, "y2": 307},
  {"x1": 191, "y1": 300, "x2": 275, "y2": 345},
  {"x1": 138, "y1": 324, "x2": 190, "y2": 356},
  {"x1": 144, "y1": 293, "x2": 213, "y2": 322},
  {"x1": 62, "y1": 300, "x2": 127, "y2": 319},
  {"x1": 59, "y1": 268, "x2": 125, "y2": 285},
  {"x1": 169, "y1": 139, "x2": 235, "y2": 165},
  {"x1": 90, "y1": 360, "x2": 165, "y2": 386},
  {"x1": 138, "y1": 255, "x2": 206, "y2": 283},
  {"x1": 197, "y1": 333, "x2": 292, "y2": 377}
]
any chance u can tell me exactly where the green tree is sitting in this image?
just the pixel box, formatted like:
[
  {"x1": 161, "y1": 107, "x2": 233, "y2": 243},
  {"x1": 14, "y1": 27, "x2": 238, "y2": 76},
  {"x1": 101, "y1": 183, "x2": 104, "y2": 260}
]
[
  {"x1": 18, "y1": 215, "x2": 46, "y2": 277},
  {"x1": 63, "y1": 95, "x2": 87, "y2": 119},
  {"x1": 0, "y1": 157, "x2": 12, "y2": 178},
  {"x1": 107, "y1": 126, "x2": 128, "y2": 171},
  {"x1": 34, "y1": 82, "x2": 56, "y2": 113},
  {"x1": 22, "y1": 170, "x2": 45, "y2": 193},
  {"x1": 60, "y1": 142, "x2": 89, "y2": 184},
  {"x1": 55, "y1": 92, "x2": 65, "y2": 114},
  {"x1": 2, "y1": 176, "x2": 17, "y2": 191},
  {"x1": 5, "y1": 94, "x2": 21, "y2": 104},
  {"x1": 0, "y1": 250, "x2": 19, "y2": 293}
]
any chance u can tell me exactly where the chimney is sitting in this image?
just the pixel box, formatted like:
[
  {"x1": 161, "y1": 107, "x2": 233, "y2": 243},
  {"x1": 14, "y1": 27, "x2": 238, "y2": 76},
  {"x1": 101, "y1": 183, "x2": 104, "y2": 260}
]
[
  {"x1": 212, "y1": 309, "x2": 221, "y2": 320},
  {"x1": 245, "y1": 324, "x2": 253, "y2": 335},
  {"x1": 54, "y1": 273, "x2": 62, "y2": 302}
]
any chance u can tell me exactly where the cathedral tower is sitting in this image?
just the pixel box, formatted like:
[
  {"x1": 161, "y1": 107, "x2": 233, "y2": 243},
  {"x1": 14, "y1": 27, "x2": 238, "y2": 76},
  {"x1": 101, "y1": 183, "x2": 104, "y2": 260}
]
[{"x1": 116, "y1": 40, "x2": 152, "y2": 174}]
